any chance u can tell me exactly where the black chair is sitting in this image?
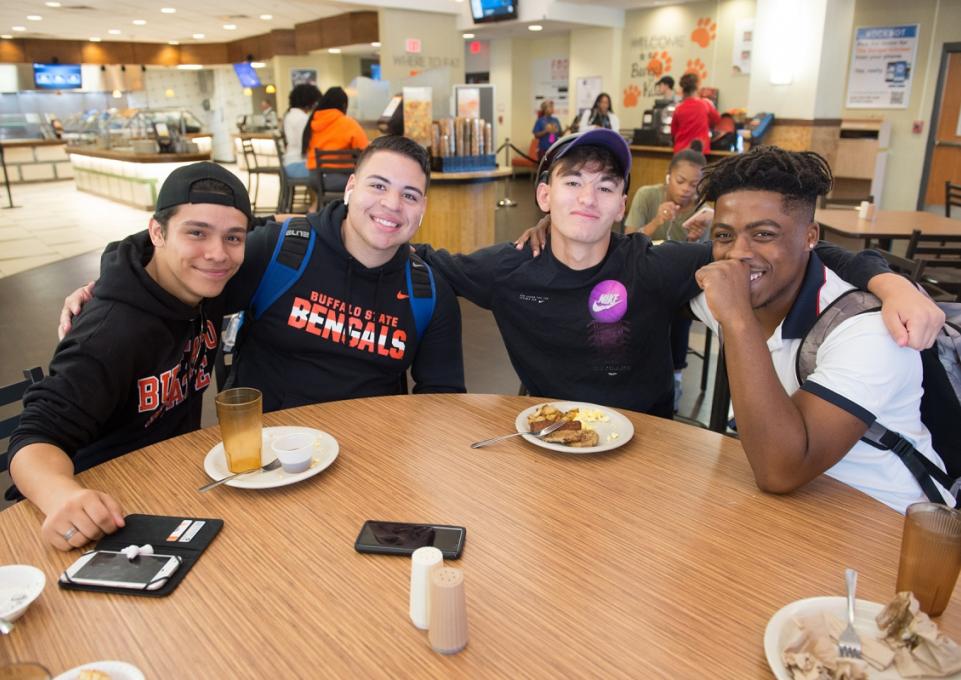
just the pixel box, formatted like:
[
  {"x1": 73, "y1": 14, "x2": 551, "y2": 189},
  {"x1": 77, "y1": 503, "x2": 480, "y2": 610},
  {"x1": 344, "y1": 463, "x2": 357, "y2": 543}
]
[
  {"x1": 906, "y1": 229, "x2": 961, "y2": 299},
  {"x1": 313, "y1": 149, "x2": 359, "y2": 209},
  {"x1": 947, "y1": 181, "x2": 961, "y2": 219},
  {"x1": 273, "y1": 135, "x2": 313, "y2": 214},
  {"x1": 874, "y1": 248, "x2": 955, "y2": 302},
  {"x1": 818, "y1": 194, "x2": 874, "y2": 210},
  {"x1": 240, "y1": 137, "x2": 281, "y2": 213},
  {"x1": 1, "y1": 367, "x2": 45, "y2": 464}
]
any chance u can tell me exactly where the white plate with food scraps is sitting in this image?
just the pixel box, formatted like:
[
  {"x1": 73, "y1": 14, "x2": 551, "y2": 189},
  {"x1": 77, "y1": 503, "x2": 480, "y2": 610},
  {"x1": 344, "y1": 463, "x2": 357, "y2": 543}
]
[
  {"x1": 514, "y1": 401, "x2": 634, "y2": 454},
  {"x1": 764, "y1": 596, "x2": 961, "y2": 680},
  {"x1": 53, "y1": 660, "x2": 145, "y2": 680},
  {"x1": 203, "y1": 426, "x2": 338, "y2": 489}
]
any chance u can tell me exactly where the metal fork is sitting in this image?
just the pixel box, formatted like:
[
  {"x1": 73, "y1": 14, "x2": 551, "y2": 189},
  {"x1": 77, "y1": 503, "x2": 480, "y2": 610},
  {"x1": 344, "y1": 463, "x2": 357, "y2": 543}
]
[
  {"x1": 470, "y1": 420, "x2": 567, "y2": 448},
  {"x1": 838, "y1": 568, "x2": 863, "y2": 659}
]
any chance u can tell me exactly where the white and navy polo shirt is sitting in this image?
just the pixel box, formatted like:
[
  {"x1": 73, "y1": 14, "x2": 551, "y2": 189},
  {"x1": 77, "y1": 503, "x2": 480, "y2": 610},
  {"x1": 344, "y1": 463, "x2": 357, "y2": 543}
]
[{"x1": 690, "y1": 253, "x2": 950, "y2": 513}]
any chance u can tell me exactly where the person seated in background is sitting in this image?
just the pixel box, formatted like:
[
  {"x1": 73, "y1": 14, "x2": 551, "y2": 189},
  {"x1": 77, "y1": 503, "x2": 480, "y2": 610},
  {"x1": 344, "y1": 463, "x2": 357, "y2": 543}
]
[
  {"x1": 533, "y1": 100, "x2": 563, "y2": 160},
  {"x1": 671, "y1": 73, "x2": 719, "y2": 153},
  {"x1": 259, "y1": 100, "x2": 278, "y2": 130},
  {"x1": 282, "y1": 83, "x2": 322, "y2": 180},
  {"x1": 577, "y1": 93, "x2": 620, "y2": 133},
  {"x1": 60, "y1": 136, "x2": 466, "y2": 416},
  {"x1": 7, "y1": 163, "x2": 252, "y2": 551},
  {"x1": 417, "y1": 129, "x2": 940, "y2": 417},
  {"x1": 691, "y1": 146, "x2": 951, "y2": 512},
  {"x1": 654, "y1": 75, "x2": 678, "y2": 103},
  {"x1": 305, "y1": 86, "x2": 370, "y2": 199},
  {"x1": 624, "y1": 148, "x2": 713, "y2": 411}
]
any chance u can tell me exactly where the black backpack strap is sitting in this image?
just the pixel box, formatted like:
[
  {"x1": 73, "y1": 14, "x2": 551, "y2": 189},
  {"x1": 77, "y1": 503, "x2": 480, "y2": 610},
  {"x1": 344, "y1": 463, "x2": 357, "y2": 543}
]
[{"x1": 862, "y1": 423, "x2": 960, "y2": 505}]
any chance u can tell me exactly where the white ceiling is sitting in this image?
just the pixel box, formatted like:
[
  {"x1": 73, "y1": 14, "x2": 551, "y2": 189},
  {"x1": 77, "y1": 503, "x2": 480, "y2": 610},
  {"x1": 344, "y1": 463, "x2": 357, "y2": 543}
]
[{"x1": 0, "y1": 0, "x2": 350, "y2": 43}]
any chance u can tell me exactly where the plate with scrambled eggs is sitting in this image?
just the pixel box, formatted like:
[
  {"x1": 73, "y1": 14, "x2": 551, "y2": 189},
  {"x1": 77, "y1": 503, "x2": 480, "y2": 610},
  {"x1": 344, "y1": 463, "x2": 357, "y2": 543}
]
[{"x1": 514, "y1": 401, "x2": 634, "y2": 454}]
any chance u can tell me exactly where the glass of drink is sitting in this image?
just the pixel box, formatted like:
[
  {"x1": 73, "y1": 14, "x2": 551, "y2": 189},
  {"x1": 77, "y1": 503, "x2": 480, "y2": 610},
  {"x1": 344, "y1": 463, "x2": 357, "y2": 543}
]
[
  {"x1": 214, "y1": 387, "x2": 263, "y2": 474},
  {"x1": 896, "y1": 502, "x2": 961, "y2": 617}
]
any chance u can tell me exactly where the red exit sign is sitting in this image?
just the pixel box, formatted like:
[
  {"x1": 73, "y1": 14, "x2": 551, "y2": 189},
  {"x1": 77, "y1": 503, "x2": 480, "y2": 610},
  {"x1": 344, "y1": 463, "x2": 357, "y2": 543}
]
[{"x1": 405, "y1": 38, "x2": 422, "y2": 53}]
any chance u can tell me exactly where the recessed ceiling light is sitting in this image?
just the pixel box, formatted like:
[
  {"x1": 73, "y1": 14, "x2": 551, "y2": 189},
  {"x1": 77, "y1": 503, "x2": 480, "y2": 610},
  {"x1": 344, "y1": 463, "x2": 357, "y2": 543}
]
[
  {"x1": 177, "y1": 64, "x2": 202, "y2": 70},
  {"x1": 45, "y1": 1, "x2": 61, "y2": 6},
  {"x1": 462, "y1": 33, "x2": 475, "y2": 38},
  {"x1": 250, "y1": 61, "x2": 265, "y2": 68},
  {"x1": 168, "y1": 40, "x2": 179, "y2": 45},
  {"x1": 89, "y1": 37, "x2": 101, "y2": 42},
  {"x1": 160, "y1": 7, "x2": 176, "y2": 13},
  {"x1": 192, "y1": 33, "x2": 204, "y2": 39},
  {"x1": 12, "y1": 26, "x2": 26, "y2": 32},
  {"x1": 328, "y1": 48, "x2": 342, "y2": 54},
  {"x1": 528, "y1": 24, "x2": 543, "y2": 31},
  {"x1": 27, "y1": 15, "x2": 42, "y2": 21},
  {"x1": 223, "y1": 24, "x2": 236, "y2": 30},
  {"x1": 1, "y1": 34, "x2": 13, "y2": 39},
  {"x1": 371, "y1": 41, "x2": 380, "y2": 47},
  {"x1": 259, "y1": 14, "x2": 272, "y2": 20}
]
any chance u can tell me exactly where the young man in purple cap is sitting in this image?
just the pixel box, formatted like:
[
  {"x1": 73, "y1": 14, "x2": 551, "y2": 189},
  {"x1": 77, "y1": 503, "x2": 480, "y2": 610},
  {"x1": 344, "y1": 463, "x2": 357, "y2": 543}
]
[
  {"x1": 420, "y1": 129, "x2": 942, "y2": 416},
  {"x1": 7, "y1": 162, "x2": 252, "y2": 551}
]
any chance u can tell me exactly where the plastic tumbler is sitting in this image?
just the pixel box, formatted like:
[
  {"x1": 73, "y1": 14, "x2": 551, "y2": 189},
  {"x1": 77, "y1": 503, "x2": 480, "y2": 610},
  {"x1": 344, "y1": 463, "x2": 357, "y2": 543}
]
[{"x1": 896, "y1": 502, "x2": 961, "y2": 616}]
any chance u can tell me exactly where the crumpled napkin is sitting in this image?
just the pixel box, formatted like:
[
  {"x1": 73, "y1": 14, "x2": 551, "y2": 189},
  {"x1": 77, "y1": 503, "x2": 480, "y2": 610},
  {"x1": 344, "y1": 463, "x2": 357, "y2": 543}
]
[
  {"x1": 876, "y1": 592, "x2": 961, "y2": 678},
  {"x1": 781, "y1": 592, "x2": 961, "y2": 679}
]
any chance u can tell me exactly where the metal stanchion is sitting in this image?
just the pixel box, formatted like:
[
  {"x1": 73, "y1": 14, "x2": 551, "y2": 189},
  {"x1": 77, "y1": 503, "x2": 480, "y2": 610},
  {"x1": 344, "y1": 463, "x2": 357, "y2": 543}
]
[
  {"x1": 495, "y1": 138, "x2": 517, "y2": 208},
  {"x1": 0, "y1": 144, "x2": 21, "y2": 209}
]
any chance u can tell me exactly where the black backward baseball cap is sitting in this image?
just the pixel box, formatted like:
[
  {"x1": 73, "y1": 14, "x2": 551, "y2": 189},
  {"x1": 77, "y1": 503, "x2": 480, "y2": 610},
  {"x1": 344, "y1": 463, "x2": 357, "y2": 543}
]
[
  {"x1": 155, "y1": 162, "x2": 253, "y2": 224},
  {"x1": 538, "y1": 129, "x2": 632, "y2": 192}
]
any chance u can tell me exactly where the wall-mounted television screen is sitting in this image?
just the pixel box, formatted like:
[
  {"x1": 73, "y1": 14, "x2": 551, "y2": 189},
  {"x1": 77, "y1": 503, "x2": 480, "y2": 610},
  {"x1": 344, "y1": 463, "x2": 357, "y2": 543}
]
[
  {"x1": 470, "y1": 0, "x2": 517, "y2": 23},
  {"x1": 33, "y1": 63, "x2": 82, "y2": 90},
  {"x1": 233, "y1": 62, "x2": 262, "y2": 88}
]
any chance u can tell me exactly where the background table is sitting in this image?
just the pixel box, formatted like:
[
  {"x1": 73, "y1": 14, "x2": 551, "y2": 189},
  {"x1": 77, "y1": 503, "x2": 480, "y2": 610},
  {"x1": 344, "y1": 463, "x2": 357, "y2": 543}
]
[
  {"x1": 816, "y1": 208, "x2": 961, "y2": 248},
  {"x1": 2, "y1": 394, "x2": 957, "y2": 677}
]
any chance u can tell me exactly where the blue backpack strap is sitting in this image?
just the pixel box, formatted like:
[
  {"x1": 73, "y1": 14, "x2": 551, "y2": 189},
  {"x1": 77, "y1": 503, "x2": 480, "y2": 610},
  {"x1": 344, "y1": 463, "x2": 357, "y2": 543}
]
[
  {"x1": 249, "y1": 217, "x2": 315, "y2": 320},
  {"x1": 405, "y1": 253, "x2": 436, "y2": 340}
]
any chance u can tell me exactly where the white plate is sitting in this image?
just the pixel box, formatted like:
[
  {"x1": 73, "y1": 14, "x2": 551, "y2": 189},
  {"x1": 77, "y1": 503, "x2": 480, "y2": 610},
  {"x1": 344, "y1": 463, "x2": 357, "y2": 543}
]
[
  {"x1": 514, "y1": 401, "x2": 635, "y2": 454},
  {"x1": 203, "y1": 426, "x2": 338, "y2": 489},
  {"x1": 0, "y1": 564, "x2": 45, "y2": 621},
  {"x1": 764, "y1": 596, "x2": 961, "y2": 680},
  {"x1": 54, "y1": 660, "x2": 144, "y2": 680}
]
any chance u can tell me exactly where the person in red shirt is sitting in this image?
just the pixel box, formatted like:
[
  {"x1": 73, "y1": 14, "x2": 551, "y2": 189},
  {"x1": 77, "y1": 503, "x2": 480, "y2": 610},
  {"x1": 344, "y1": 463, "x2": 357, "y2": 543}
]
[{"x1": 670, "y1": 73, "x2": 720, "y2": 153}]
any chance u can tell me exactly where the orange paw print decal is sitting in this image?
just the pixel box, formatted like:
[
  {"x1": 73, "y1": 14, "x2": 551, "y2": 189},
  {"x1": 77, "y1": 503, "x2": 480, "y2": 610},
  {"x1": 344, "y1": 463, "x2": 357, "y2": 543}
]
[
  {"x1": 623, "y1": 84, "x2": 642, "y2": 108},
  {"x1": 690, "y1": 17, "x2": 717, "y2": 48},
  {"x1": 685, "y1": 58, "x2": 708, "y2": 81},
  {"x1": 646, "y1": 51, "x2": 672, "y2": 77}
]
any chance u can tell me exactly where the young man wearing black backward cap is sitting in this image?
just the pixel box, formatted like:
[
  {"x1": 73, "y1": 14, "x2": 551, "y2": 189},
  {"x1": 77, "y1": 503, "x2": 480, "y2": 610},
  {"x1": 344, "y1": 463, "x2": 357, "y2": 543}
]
[{"x1": 7, "y1": 162, "x2": 252, "y2": 551}]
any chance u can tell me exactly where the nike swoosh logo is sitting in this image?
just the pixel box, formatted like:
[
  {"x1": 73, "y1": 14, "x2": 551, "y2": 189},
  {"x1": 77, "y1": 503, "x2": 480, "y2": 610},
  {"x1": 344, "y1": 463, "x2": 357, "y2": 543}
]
[
  {"x1": 396, "y1": 292, "x2": 409, "y2": 300},
  {"x1": 592, "y1": 300, "x2": 620, "y2": 313}
]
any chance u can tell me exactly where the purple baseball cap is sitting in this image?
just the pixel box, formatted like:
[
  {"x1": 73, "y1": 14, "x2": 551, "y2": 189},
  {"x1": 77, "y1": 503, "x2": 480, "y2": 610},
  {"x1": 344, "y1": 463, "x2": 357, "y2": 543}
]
[{"x1": 538, "y1": 128, "x2": 632, "y2": 191}]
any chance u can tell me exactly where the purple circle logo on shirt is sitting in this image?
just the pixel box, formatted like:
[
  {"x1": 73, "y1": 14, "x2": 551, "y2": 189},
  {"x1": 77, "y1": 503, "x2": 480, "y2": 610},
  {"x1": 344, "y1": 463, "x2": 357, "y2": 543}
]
[{"x1": 588, "y1": 280, "x2": 628, "y2": 323}]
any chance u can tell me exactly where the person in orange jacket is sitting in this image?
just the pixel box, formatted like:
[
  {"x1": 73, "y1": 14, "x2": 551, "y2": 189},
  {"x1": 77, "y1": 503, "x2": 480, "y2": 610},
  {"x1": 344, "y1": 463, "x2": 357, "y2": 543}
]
[{"x1": 304, "y1": 87, "x2": 370, "y2": 205}]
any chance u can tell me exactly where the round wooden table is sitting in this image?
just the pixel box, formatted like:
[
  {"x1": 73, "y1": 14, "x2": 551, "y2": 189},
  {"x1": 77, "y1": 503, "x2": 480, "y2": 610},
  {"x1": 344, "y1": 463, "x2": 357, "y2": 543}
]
[{"x1": 1, "y1": 394, "x2": 956, "y2": 677}]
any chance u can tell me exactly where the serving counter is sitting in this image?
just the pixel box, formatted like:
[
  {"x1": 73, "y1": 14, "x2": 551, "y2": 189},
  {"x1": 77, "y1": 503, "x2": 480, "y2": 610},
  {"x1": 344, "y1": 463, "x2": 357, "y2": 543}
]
[
  {"x1": 67, "y1": 146, "x2": 213, "y2": 210},
  {"x1": 629, "y1": 145, "x2": 737, "y2": 207},
  {"x1": 419, "y1": 167, "x2": 513, "y2": 253},
  {"x1": 0, "y1": 139, "x2": 72, "y2": 183}
]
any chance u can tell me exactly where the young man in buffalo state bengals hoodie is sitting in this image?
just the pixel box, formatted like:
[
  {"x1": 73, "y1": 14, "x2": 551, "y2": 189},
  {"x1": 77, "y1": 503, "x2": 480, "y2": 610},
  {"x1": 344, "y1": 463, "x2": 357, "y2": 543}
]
[
  {"x1": 225, "y1": 134, "x2": 465, "y2": 412},
  {"x1": 7, "y1": 162, "x2": 251, "y2": 551}
]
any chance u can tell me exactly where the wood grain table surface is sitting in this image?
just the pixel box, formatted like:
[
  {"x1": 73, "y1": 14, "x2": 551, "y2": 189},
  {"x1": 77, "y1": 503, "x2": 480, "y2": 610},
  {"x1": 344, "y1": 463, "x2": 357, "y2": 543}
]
[
  {"x1": 816, "y1": 208, "x2": 961, "y2": 240},
  {"x1": 2, "y1": 394, "x2": 957, "y2": 678}
]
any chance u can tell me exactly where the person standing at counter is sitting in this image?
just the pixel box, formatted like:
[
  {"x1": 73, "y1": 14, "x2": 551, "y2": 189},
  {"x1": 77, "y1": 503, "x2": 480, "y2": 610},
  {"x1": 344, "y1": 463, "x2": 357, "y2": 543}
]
[
  {"x1": 533, "y1": 100, "x2": 563, "y2": 160},
  {"x1": 259, "y1": 100, "x2": 279, "y2": 130},
  {"x1": 671, "y1": 73, "x2": 719, "y2": 153},
  {"x1": 654, "y1": 76, "x2": 679, "y2": 103},
  {"x1": 624, "y1": 148, "x2": 713, "y2": 411},
  {"x1": 7, "y1": 163, "x2": 252, "y2": 551},
  {"x1": 577, "y1": 93, "x2": 620, "y2": 133},
  {"x1": 305, "y1": 87, "x2": 370, "y2": 196},
  {"x1": 282, "y1": 83, "x2": 322, "y2": 179}
]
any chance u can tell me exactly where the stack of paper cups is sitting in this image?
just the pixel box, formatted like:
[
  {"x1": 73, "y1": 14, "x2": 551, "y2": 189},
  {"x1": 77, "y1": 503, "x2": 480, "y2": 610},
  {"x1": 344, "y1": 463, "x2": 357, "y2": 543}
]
[
  {"x1": 409, "y1": 546, "x2": 444, "y2": 630},
  {"x1": 858, "y1": 201, "x2": 876, "y2": 220},
  {"x1": 428, "y1": 567, "x2": 469, "y2": 654}
]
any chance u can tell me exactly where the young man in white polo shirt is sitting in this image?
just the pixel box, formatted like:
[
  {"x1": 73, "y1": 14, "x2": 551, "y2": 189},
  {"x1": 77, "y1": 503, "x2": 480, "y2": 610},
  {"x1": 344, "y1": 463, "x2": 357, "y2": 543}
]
[{"x1": 691, "y1": 146, "x2": 950, "y2": 512}]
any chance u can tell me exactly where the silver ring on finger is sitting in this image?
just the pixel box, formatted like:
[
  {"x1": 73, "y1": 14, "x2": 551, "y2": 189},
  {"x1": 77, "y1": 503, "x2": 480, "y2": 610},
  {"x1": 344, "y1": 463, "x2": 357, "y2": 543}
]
[{"x1": 63, "y1": 526, "x2": 78, "y2": 542}]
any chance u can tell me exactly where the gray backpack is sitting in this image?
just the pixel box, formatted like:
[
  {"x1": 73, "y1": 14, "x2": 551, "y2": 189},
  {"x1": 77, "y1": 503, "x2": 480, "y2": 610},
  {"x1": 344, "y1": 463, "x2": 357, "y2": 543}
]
[{"x1": 796, "y1": 289, "x2": 961, "y2": 505}]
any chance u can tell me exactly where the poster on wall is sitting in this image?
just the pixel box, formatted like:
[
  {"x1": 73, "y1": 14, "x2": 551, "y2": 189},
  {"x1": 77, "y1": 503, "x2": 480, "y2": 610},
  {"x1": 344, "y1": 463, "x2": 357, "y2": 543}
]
[
  {"x1": 732, "y1": 18, "x2": 754, "y2": 75},
  {"x1": 845, "y1": 24, "x2": 919, "y2": 109},
  {"x1": 532, "y1": 58, "x2": 569, "y2": 123},
  {"x1": 576, "y1": 77, "x2": 603, "y2": 112},
  {"x1": 456, "y1": 87, "x2": 481, "y2": 118},
  {"x1": 291, "y1": 68, "x2": 317, "y2": 88}
]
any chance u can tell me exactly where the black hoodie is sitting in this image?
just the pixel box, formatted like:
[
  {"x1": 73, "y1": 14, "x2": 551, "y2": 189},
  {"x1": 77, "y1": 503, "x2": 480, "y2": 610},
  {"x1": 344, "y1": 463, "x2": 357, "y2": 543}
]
[
  {"x1": 6, "y1": 231, "x2": 225, "y2": 483},
  {"x1": 224, "y1": 201, "x2": 465, "y2": 413}
]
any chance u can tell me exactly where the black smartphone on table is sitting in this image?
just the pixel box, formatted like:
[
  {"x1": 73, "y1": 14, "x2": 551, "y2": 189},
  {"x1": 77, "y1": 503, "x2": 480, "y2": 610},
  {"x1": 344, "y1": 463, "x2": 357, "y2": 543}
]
[{"x1": 354, "y1": 520, "x2": 466, "y2": 559}]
